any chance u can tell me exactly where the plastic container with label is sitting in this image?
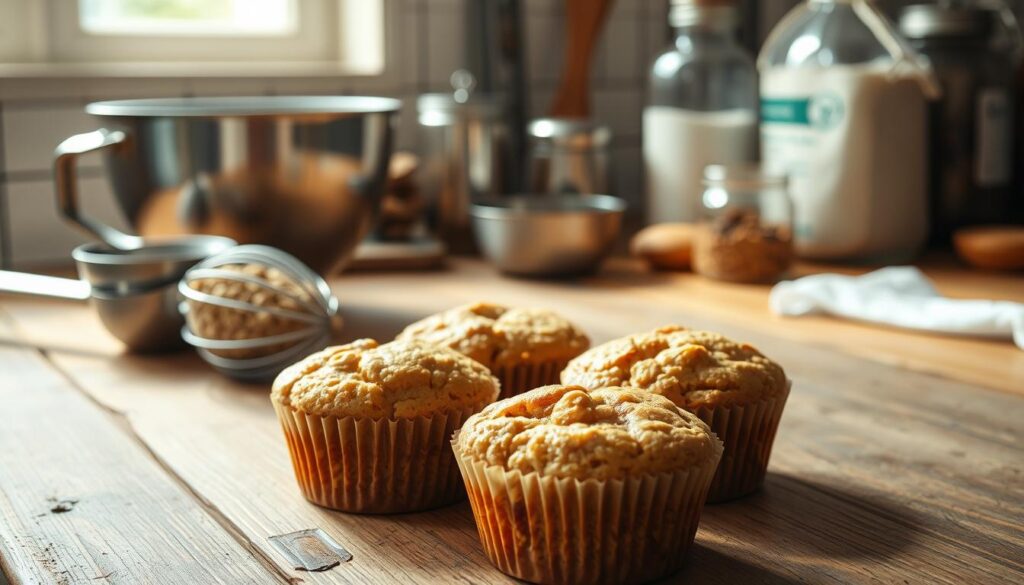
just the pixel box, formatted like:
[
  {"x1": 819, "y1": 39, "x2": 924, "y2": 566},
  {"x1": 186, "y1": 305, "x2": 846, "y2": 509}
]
[{"x1": 759, "y1": 0, "x2": 939, "y2": 262}]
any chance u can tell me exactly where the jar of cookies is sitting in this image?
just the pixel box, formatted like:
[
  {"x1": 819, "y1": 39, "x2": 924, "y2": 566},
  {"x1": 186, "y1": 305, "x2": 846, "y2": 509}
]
[{"x1": 693, "y1": 164, "x2": 794, "y2": 283}]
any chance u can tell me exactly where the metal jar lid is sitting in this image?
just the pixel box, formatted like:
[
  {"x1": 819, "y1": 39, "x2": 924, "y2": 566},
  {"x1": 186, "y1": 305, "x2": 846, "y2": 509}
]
[
  {"x1": 417, "y1": 69, "x2": 504, "y2": 125},
  {"x1": 416, "y1": 94, "x2": 503, "y2": 126},
  {"x1": 669, "y1": 0, "x2": 737, "y2": 29},
  {"x1": 899, "y1": 4, "x2": 994, "y2": 40},
  {"x1": 527, "y1": 118, "x2": 611, "y2": 152}
]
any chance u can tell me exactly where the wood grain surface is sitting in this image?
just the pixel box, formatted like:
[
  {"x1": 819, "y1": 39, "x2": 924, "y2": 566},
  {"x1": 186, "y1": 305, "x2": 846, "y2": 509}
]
[
  {"x1": 0, "y1": 315, "x2": 281, "y2": 585},
  {"x1": 0, "y1": 259, "x2": 1021, "y2": 584}
]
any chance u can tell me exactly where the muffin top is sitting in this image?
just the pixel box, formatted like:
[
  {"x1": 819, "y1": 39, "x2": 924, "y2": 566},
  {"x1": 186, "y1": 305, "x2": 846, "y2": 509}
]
[
  {"x1": 455, "y1": 385, "x2": 719, "y2": 480},
  {"x1": 561, "y1": 326, "x2": 786, "y2": 409},
  {"x1": 271, "y1": 338, "x2": 499, "y2": 419},
  {"x1": 396, "y1": 302, "x2": 590, "y2": 368}
]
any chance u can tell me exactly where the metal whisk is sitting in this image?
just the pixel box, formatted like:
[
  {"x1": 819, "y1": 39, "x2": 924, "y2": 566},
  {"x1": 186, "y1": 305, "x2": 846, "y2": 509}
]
[{"x1": 178, "y1": 245, "x2": 339, "y2": 381}]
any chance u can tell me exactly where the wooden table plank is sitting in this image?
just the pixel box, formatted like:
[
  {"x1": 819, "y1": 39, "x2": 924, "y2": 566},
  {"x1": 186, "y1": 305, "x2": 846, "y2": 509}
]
[
  {"x1": 7, "y1": 258, "x2": 1022, "y2": 395},
  {"x1": 596, "y1": 258, "x2": 1024, "y2": 396},
  {"x1": 1, "y1": 261, "x2": 1020, "y2": 584},
  {"x1": 0, "y1": 313, "x2": 284, "y2": 585}
]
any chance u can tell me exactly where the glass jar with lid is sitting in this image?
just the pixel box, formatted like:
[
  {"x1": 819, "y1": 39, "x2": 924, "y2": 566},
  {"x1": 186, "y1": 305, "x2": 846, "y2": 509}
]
[
  {"x1": 693, "y1": 164, "x2": 794, "y2": 283},
  {"x1": 898, "y1": 3, "x2": 1018, "y2": 243}
]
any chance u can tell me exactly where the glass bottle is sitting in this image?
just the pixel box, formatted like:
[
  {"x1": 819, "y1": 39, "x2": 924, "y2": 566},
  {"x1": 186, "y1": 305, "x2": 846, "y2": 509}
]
[
  {"x1": 759, "y1": 0, "x2": 939, "y2": 262},
  {"x1": 644, "y1": 0, "x2": 758, "y2": 225}
]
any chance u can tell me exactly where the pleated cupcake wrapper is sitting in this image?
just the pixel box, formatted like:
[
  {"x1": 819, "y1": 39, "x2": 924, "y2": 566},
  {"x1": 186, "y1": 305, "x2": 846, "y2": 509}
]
[
  {"x1": 694, "y1": 381, "x2": 791, "y2": 503},
  {"x1": 493, "y1": 360, "x2": 569, "y2": 399},
  {"x1": 453, "y1": 436, "x2": 723, "y2": 585},
  {"x1": 273, "y1": 402, "x2": 476, "y2": 514}
]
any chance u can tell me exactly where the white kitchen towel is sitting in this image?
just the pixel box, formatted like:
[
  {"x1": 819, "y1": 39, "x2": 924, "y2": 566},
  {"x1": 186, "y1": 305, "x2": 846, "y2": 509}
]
[{"x1": 769, "y1": 267, "x2": 1024, "y2": 350}]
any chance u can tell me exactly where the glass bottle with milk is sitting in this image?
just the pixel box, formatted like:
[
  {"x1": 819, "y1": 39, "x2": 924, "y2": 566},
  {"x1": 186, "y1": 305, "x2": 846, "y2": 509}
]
[
  {"x1": 759, "y1": 0, "x2": 940, "y2": 262},
  {"x1": 644, "y1": 0, "x2": 758, "y2": 224}
]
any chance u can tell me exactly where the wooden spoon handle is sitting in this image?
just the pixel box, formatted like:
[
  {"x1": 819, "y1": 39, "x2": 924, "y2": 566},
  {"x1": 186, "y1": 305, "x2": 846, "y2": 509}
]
[{"x1": 550, "y1": 0, "x2": 614, "y2": 118}]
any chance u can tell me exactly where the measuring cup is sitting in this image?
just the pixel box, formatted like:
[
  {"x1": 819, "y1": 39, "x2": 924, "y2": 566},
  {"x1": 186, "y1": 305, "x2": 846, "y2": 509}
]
[{"x1": 0, "y1": 236, "x2": 235, "y2": 352}]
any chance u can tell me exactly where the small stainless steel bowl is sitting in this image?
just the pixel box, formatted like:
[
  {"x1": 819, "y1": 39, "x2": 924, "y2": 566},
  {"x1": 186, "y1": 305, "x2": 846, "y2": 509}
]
[{"x1": 471, "y1": 194, "x2": 626, "y2": 277}]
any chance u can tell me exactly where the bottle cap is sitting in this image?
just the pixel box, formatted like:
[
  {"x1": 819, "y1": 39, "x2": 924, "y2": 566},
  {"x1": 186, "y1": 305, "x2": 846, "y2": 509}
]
[{"x1": 669, "y1": 0, "x2": 737, "y2": 28}]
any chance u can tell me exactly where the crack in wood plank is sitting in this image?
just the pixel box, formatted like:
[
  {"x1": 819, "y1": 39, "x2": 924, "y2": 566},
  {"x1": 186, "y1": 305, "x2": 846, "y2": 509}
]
[{"x1": 40, "y1": 350, "x2": 302, "y2": 585}]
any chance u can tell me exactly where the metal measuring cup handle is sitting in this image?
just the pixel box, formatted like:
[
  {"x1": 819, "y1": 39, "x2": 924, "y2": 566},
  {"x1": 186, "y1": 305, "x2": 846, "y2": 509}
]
[{"x1": 54, "y1": 129, "x2": 146, "y2": 251}]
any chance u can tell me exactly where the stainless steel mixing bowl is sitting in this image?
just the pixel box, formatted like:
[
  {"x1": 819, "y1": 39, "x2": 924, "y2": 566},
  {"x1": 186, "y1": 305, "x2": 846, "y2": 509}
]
[
  {"x1": 55, "y1": 96, "x2": 401, "y2": 274},
  {"x1": 471, "y1": 194, "x2": 626, "y2": 276}
]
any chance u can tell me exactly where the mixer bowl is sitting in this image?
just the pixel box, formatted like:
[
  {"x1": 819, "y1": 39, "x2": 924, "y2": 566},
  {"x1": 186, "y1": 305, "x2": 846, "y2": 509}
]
[{"x1": 59, "y1": 96, "x2": 400, "y2": 274}]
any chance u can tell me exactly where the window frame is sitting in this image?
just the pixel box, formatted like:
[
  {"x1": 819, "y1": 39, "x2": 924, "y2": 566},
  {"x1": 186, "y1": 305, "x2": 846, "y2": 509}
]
[{"x1": 0, "y1": 0, "x2": 386, "y2": 77}]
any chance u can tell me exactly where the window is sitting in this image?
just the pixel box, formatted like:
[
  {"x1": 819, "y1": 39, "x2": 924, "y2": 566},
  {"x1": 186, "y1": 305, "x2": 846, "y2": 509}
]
[
  {"x1": 78, "y1": 0, "x2": 298, "y2": 36},
  {"x1": 0, "y1": 0, "x2": 385, "y2": 75}
]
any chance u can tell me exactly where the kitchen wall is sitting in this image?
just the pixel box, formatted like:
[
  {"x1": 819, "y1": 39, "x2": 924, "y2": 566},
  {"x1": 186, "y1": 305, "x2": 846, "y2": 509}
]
[{"x1": 0, "y1": 0, "x2": 1020, "y2": 268}]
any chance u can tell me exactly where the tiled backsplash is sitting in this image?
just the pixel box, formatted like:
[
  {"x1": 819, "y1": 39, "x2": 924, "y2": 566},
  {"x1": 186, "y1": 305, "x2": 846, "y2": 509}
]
[{"x1": 0, "y1": 0, "x2": 1020, "y2": 268}]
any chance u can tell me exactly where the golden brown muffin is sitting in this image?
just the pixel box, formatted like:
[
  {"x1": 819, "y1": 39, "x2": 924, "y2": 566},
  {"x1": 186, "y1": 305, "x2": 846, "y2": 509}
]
[
  {"x1": 271, "y1": 338, "x2": 499, "y2": 513},
  {"x1": 398, "y1": 302, "x2": 590, "y2": 398},
  {"x1": 456, "y1": 385, "x2": 717, "y2": 480},
  {"x1": 398, "y1": 302, "x2": 589, "y2": 368},
  {"x1": 452, "y1": 385, "x2": 722, "y2": 585},
  {"x1": 562, "y1": 325, "x2": 790, "y2": 503},
  {"x1": 561, "y1": 325, "x2": 786, "y2": 409},
  {"x1": 272, "y1": 338, "x2": 499, "y2": 418}
]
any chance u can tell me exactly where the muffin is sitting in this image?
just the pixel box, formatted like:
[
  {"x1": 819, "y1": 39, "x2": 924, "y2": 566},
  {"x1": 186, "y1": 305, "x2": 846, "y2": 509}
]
[
  {"x1": 562, "y1": 326, "x2": 789, "y2": 502},
  {"x1": 271, "y1": 338, "x2": 499, "y2": 513},
  {"x1": 452, "y1": 385, "x2": 722, "y2": 585},
  {"x1": 397, "y1": 302, "x2": 590, "y2": 398}
]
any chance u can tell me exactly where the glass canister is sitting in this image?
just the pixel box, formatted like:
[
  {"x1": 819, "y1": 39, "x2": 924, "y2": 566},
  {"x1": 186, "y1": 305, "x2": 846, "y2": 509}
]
[
  {"x1": 527, "y1": 117, "x2": 612, "y2": 195},
  {"x1": 899, "y1": 3, "x2": 1018, "y2": 244},
  {"x1": 644, "y1": 0, "x2": 759, "y2": 224},
  {"x1": 417, "y1": 73, "x2": 510, "y2": 255},
  {"x1": 693, "y1": 164, "x2": 794, "y2": 283}
]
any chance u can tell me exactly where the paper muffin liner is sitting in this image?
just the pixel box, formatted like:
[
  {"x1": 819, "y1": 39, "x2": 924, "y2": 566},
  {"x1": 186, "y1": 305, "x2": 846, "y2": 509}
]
[
  {"x1": 493, "y1": 360, "x2": 570, "y2": 399},
  {"x1": 453, "y1": 436, "x2": 723, "y2": 585},
  {"x1": 693, "y1": 381, "x2": 791, "y2": 503},
  {"x1": 273, "y1": 402, "x2": 478, "y2": 513}
]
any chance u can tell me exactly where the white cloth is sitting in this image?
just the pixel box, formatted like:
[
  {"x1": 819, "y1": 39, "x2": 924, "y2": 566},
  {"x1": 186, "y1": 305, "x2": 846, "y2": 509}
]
[{"x1": 769, "y1": 267, "x2": 1024, "y2": 350}]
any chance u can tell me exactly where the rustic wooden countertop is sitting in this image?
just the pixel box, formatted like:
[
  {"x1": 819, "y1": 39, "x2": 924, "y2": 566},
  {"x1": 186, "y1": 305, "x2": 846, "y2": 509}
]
[{"x1": 1, "y1": 258, "x2": 1021, "y2": 584}]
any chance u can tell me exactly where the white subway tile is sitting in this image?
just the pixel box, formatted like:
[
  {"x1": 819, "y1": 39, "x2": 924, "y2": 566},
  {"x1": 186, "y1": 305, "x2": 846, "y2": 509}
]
[
  {"x1": 7, "y1": 177, "x2": 128, "y2": 267},
  {"x1": 525, "y1": 14, "x2": 565, "y2": 87},
  {"x1": 183, "y1": 78, "x2": 275, "y2": 96},
  {"x1": 425, "y1": 6, "x2": 463, "y2": 91},
  {"x1": 596, "y1": 11, "x2": 641, "y2": 85},
  {"x1": 393, "y1": 2, "x2": 423, "y2": 89},
  {"x1": 610, "y1": 145, "x2": 642, "y2": 212},
  {"x1": 593, "y1": 87, "x2": 642, "y2": 140},
  {"x1": 2, "y1": 105, "x2": 106, "y2": 174}
]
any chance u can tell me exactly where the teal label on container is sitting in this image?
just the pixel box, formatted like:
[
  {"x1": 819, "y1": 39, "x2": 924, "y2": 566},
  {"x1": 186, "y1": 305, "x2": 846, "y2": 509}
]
[
  {"x1": 762, "y1": 94, "x2": 844, "y2": 130},
  {"x1": 762, "y1": 98, "x2": 811, "y2": 125}
]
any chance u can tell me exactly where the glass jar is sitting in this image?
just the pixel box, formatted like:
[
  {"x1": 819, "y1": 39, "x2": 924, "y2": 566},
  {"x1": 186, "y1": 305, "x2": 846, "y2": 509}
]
[
  {"x1": 898, "y1": 3, "x2": 1018, "y2": 244},
  {"x1": 643, "y1": 0, "x2": 758, "y2": 224},
  {"x1": 759, "y1": 0, "x2": 938, "y2": 262},
  {"x1": 693, "y1": 164, "x2": 794, "y2": 283}
]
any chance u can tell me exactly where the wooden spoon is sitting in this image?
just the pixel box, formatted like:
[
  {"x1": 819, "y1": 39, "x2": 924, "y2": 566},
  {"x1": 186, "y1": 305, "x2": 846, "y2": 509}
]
[{"x1": 549, "y1": 0, "x2": 614, "y2": 118}]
